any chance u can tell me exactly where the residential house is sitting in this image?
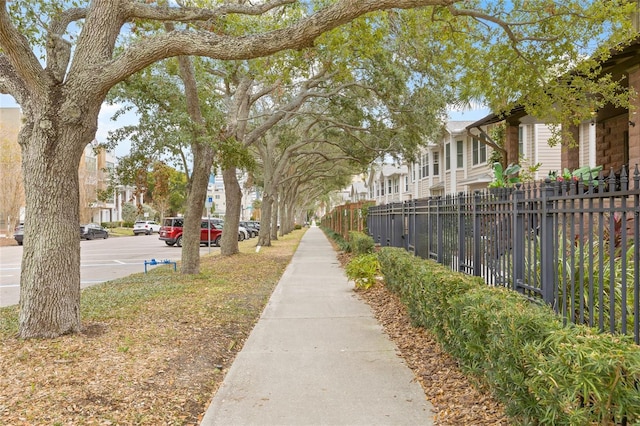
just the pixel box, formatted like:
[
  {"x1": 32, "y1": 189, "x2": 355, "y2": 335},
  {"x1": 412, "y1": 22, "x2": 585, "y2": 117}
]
[
  {"x1": 467, "y1": 39, "x2": 640, "y2": 181},
  {"x1": 349, "y1": 181, "x2": 369, "y2": 202},
  {"x1": 563, "y1": 39, "x2": 640, "y2": 175},
  {"x1": 466, "y1": 111, "x2": 562, "y2": 184},
  {"x1": 367, "y1": 163, "x2": 410, "y2": 205},
  {"x1": 404, "y1": 116, "x2": 561, "y2": 200}
]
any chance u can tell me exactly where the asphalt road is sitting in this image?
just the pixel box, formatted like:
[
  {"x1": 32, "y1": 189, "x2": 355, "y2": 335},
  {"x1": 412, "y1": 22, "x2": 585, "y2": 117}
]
[{"x1": 0, "y1": 234, "x2": 219, "y2": 308}]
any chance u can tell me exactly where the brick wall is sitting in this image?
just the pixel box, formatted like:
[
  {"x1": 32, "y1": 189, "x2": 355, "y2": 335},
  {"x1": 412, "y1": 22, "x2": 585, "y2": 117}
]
[
  {"x1": 506, "y1": 124, "x2": 519, "y2": 165},
  {"x1": 598, "y1": 114, "x2": 629, "y2": 172},
  {"x1": 561, "y1": 125, "x2": 580, "y2": 170}
]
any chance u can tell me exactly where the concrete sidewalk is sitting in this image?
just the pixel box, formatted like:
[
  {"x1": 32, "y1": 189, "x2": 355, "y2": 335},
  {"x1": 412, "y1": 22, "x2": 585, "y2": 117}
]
[{"x1": 200, "y1": 226, "x2": 434, "y2": 426}]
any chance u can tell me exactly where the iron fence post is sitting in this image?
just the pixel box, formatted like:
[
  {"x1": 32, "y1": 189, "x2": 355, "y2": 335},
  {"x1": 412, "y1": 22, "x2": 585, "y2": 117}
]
[
  {"x1": 409, "y1": 199, "x2": 417, "y2": 256},
  {"x1": 540, "y1": 178, "x2": 556, "y2": 306},
  {"x1": 473, "y1": 191, "x2": 482, "y2": 276},
  {"x1": 402, "y1": 201, "x2": 409, "y2": 251},
  {"x1": 436, "y1": 196, "x2": 443, "y2": 264},
  {"x1": 426, "y1": 198, "x2": 432, "y2": 260},
  {"x1": 457, "y1": 192, "x2": 466, "y2": 273},
  {"x1": 512, "y1": 184, "x2": 525, "y2": 292}
]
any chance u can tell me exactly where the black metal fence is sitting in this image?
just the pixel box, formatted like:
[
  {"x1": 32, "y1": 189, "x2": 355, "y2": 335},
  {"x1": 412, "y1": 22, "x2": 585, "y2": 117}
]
[{"x1": 368, "y1": 166, "x2": 640, "y2": 343}]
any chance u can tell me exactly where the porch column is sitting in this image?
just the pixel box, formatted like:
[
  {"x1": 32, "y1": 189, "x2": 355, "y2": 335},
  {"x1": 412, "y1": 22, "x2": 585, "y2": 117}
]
[
  {"x1": 505, "y1": 124, "x2": 519, "y2": 165},
  {"x1": 629, "y1": 66, "x2": 640, "y2": 167}
]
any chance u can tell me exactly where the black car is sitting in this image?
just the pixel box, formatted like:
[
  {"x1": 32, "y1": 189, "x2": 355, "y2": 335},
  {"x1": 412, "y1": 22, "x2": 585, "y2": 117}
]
[
  {"x1": 80, "y1": 223, "x2": 109, "y2": 240},
  {"x1": 13, "y1": 223, "x2": 24, "y2": 245}
]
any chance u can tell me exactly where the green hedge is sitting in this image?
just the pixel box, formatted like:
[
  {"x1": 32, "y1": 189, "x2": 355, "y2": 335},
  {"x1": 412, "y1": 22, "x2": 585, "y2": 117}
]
[
  {"x1": 321, "y1": 226, "x2": 350, "y2": 252},
  {"x1": 101, "y1": 221, "x2": 123, "y2": 229},
  {"x1": 348, "y1": 231, "x2": 375, "y2": 255},
  {"x1": 377, "y1": 247, "x2": 640, "y2": 425}
]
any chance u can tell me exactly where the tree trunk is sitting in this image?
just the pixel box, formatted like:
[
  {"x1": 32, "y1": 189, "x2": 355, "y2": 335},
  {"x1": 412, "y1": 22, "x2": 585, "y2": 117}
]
[
  {"x1": 220, "y1": 166, "x2": 241, "y2": 256},
  {"x1": 256, "y1": 192, "x2": 274, "y2": 247},
  {"x1": 18, "y1": 103, "x2": 98, "y2": 339},
  {"x1": 271, "y1": 192, "x2": 280, "y2": 241},
  {"x1": 181, "y1": 143, "x2": 214, "y2": 274}
]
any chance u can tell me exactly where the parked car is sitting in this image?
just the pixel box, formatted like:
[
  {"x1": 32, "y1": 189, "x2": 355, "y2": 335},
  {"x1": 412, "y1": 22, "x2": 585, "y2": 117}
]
[
  {"x1": 237, "y1": 225, "x2": 249, "y2": 241},
  {"x1": 80, "y1": 223, "x2": 109, "y2": 240},
  {"x1": 213, "y1": 220, "x2": 250, "y2": 241},
  {"x1": 240, "y1": 221, "x2": 259, "y2": 238},
  {"x1": 133, "y1": 220, "x2": 161, "y2": 235},
  {"x1": 158, "y1": 217, "x2": 222, "y2": 247},
  {"x1": 13, "y1": 223, "x2": 24, "y2": 245}
]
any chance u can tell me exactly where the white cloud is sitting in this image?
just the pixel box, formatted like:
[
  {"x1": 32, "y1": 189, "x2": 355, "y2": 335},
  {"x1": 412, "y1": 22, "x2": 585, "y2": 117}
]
[{"x1": 97, "y1": 102, "x2": 138, "y2": 157}]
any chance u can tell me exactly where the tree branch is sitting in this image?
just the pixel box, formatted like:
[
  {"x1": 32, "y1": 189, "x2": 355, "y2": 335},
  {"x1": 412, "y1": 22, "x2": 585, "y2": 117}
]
[{"x1": 0, "y1": 2, "x2": 47, "y2": 96}]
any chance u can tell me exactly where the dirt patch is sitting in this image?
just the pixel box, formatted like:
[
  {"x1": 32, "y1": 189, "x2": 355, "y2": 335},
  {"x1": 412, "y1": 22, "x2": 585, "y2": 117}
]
[{"x1": 0, "y1": 238, "x2": 17, "y2": 247}]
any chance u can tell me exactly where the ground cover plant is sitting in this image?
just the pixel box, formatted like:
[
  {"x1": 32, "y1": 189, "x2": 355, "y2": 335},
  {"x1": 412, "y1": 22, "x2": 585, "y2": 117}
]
[
  {"x1": 0, "y1": 231, "x2": 303, "y2": 425},
  {"x1": 2, "y1": 227, "x2": 517, "y2": 425},
  {"x1": 377, "y1": 247, "x2": 640, "y2": 425},
  {"x1": 327, "y1": 229, "x2": 509, "y2": 425}
]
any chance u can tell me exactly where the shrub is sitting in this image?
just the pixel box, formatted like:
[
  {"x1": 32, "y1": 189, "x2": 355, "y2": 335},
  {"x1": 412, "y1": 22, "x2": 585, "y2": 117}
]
[
  {"x1": 377, "y1": 248, "x2": 640, "y2": 425},
  {"x1": 345, "y1": 254, "x2": 380, "y2": 290},
  {"x1": 348, "y1": 231, "x2": 375, "y2": 255},
  {"x1": 321, "y1": 226, "x2": 350, "y2": 252}
]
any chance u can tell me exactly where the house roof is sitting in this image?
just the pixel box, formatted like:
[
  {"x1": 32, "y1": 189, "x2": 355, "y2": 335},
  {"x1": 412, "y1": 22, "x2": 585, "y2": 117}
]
[
  {"x1": 466, "y1": 38, "x2": 640, "y2": 129},
  {"x1": 459, "y1": 173, "x2": 493, "y2": 185},
  {"x1": 381, "y1": 164, "x2": 408, "y2": 177},
  {"x1": 594, "y1": 37, "x2": 640, "y2": 80},
  {"x1": 445, "y1": 121, "x2": 476, "y2": 134},
  {"x1": 351, "y1": 181, "x2": 367, "y2": 194},
  {"x1": 466, "y1": 106, "x2": 527, "y2": 129}
]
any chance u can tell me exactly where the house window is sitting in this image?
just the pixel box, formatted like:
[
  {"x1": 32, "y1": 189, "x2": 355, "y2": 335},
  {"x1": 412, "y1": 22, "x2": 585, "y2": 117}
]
[
  {"x1": 85, "y1": 156, "x2": 97, "y2": 172},
  {"x1": 394, "y1": 177, "x2": 399, "y2": 193},
  {"x1": 518, "y1": 126, "x2": 524, "y2": 155},
  {"x1": 387, "y1": 179, "x2": 392, "y2": 194},
  {"x1": 433, "y1": 152, "x2": 440, "y2": 175},
  {"x1": 380, "y1": 180, "x2": 385, "y2": 196},
  {"x1": 421, "y1": 153, "x2": 429, "y2": 178},
  {"x1": 405, "y1": 176, "x2": 409, "y2": 192},
  {"x1": 445, "y1": 143, "x2": 451, "y2": 171},
  {"x1": 472, "y1": 137, "x2": 487, "y2": 165},
  {"x1": 456, "y1": 140, "x2": 464, "y2": 168}
]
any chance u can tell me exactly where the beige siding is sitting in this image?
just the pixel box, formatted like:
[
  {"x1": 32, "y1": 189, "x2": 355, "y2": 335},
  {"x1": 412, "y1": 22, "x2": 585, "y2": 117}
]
[{"x1": 532, "y1": 124, "x2": 562, "y2": 180}]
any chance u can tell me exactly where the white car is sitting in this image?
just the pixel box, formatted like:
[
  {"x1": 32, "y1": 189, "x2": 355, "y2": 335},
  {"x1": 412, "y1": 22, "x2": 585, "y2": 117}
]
[
  {"x1": 238, "y1": 225, "x2": 249, "y2": 241},
  {"x1": 133, "y1": 220, "x2": 161, "y2": 235},
  {"x1": 211, "y1": 219, "x2": 249, "y2": 241}
]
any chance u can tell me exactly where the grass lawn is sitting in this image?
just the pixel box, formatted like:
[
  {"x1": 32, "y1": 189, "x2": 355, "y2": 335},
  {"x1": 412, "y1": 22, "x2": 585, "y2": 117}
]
[{"x1": 0, "y1": 229, "x2": 305, "y2": 425}]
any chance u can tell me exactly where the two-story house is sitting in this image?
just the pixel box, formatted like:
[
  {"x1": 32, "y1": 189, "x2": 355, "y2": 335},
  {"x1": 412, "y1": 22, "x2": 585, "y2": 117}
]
[
  {"x1": 367, "y1": 163, "x2": 410, "y2": 205},
  {"x1": 563, "y1": 39, "x2": 640, "y2": 175},
  {"x1": 466, "y1": 111, "x2": 562, "y2": 184}
]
